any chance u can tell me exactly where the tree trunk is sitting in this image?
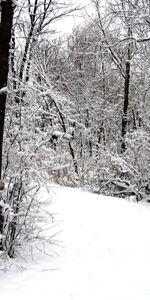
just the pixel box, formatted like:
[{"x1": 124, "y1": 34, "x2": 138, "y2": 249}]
[
  {"x1": 0, "y1": 0, "x2": 13, "y2": 180},
  {"x1": 121, "y1": 60, "x2": 130, "y2": 152}
]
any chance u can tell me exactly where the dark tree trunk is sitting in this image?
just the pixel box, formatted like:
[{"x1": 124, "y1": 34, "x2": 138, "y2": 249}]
[
  {"x1": 10, "y1": 29, "x2": 17, "y2": 90},
  {"x1": 0, "y1": 0, "x2": 13, "y2": 250},
  {"x1": 121, "y1": 18, "x2": 132, "y2": 153},
  {"x1": 0, "y1": 0, "x2": 13, "y2": 180},
  {"x1": 121, "y1": 61, "x2": 130, "y2": 153},
  {"x1": 18, "y1": 0, "x2": 38, "y2": 83},
  {"x1": 85, "y1": 109, "x2": 92, "y2": 157},
  {"x1": 0, "y1": 0, "x2": 13, "y2": 179}
]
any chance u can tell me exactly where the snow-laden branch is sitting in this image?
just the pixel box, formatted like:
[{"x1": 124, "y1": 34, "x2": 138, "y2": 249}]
[
  {"x1": 137, "y1": 37, "x2": 150, "y2": 43},
  {"x1": 52, "y1": 130, "x2": 72, "y2": 140},
  {"x1": 0, "y1": 86, "x2": 7, "y2": 94}
]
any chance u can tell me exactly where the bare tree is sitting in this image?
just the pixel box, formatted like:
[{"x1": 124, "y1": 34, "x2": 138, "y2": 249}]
[
  {"x1": 0, "y1": 0, "x2": 14, "y2": 179},
  {"x1": 0, "y1": 0, "x2": 14, "y2": 249},
  {"x1": 93, "y1": 0, "x2": 134, "y2": 152},
  {"x1": 11, "y1": 0, "x2": 79, "y2": 103}
]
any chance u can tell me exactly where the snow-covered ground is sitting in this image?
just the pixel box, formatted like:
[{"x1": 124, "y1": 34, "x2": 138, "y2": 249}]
[{"x1": 0, "y1": 186, "x2": 150, "y2": 300}]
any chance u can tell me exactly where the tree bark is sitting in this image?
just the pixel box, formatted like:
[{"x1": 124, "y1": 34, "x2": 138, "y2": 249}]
[
  {"x1": 121, "y1": 60, "x2": 130, "y2": 152},
  {"x1": 0, "y1": 0, "x2": 14, "y2": 179}
]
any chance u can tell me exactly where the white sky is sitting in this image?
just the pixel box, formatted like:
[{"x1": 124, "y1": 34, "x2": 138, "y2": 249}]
[{"x1": 52, "y1": 0, "x2": 94, "y2": 36}]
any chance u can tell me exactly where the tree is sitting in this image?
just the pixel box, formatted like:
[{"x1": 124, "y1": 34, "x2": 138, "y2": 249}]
[
  {"x1": 0, "y1": 0, "x2": 14, "y2": 180},
  {"x1": 35, "y1": 1, "x2": 150, "y2": 200},
  {"x1": 0, "y1": 0, "x2": 79, "y2": 257},
  {"x1": 0, "y1": 0, "x2": 14, "y2": 250},
  {"x1": 11, "y1": 0, "x2": 79, "y2": 103}
]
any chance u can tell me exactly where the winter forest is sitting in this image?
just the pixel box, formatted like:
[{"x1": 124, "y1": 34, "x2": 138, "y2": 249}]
[{"x1": 0, "y1": 0, "x2": 150, "y2": 259}]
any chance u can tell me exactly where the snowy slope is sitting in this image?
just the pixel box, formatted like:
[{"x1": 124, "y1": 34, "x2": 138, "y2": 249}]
[{"x1": 0, "y1": 186, "x2": 150, "y2": 300}]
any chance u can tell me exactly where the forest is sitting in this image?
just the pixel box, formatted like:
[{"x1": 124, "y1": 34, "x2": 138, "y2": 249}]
[{"x1": 0, "y1": 0, "x2": 150, "y2": 257}]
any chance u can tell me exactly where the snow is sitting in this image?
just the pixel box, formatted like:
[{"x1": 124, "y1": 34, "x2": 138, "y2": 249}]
[
  {"x1": 1, "y1": 185, "x2": 150, "y2": 300},
  {"x1": 0, "y1": 86, "x2": 7, "y2": 94},
  {"x1": 52, "y1": 130, "x2": 72, "y2": 140}
]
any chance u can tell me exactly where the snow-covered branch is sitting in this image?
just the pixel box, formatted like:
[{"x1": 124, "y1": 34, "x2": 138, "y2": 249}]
[{"x1": 0, "y1": 87, "x2": 7, "y2": 95}]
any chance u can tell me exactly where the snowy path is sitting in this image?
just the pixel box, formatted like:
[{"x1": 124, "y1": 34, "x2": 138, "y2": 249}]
[{"x1": 0, "y1": 186, "x2": 150, "y2": 300}]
